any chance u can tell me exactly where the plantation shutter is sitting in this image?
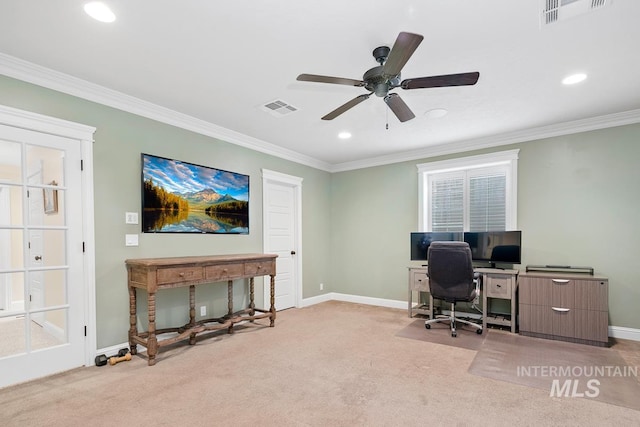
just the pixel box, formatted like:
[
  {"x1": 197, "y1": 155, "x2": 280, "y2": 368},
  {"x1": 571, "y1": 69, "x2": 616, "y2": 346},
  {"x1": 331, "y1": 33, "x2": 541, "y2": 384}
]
[
  {"x1": 430, "y1": 174, "x2": 464, "y2": 232},
  {"x1": 469, "y1": 171, "x2": 506, "y2": 231}
]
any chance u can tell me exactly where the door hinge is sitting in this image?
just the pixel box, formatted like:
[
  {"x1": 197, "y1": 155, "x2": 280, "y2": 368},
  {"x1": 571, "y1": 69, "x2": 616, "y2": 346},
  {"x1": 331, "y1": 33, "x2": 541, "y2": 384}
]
[
  {"x1": 84, "y1": 326, "x2": 87, "y2": 337},
  {"x1": 83, "y1": 242, "x2": 85, "y2": 252},
  {"x1": 80, "y1": 159, "x2": 84, "y2": 171}
]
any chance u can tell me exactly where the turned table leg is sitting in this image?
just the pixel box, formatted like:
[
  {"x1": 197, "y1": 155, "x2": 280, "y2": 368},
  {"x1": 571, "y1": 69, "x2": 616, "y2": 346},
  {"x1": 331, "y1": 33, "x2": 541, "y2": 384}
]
[
  {"x1": 147, "y1": 291, "x2": 158, "y2": 366},
  {"x1": 227, "y1": 280, "x2": 234, "y2": 333},
  {"x1": 189, "y1": 285, "x2": 196, "y2": 345},
  {"x1": 249, "y1": 277, "x2": 255, "y2": 318},
  {"x1": 128, "y1": 286, "x2": 138, "y2": 355},
  {"x1": 270, "y1": 274, "x2": 276, "y2": 327}
]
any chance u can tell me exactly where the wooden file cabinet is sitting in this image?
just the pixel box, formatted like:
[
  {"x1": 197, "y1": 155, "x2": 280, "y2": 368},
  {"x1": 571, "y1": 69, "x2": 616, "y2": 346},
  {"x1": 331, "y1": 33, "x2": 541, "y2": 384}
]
[{"x1": 518, "y1": 271, "x2": 609, "y2": 346}]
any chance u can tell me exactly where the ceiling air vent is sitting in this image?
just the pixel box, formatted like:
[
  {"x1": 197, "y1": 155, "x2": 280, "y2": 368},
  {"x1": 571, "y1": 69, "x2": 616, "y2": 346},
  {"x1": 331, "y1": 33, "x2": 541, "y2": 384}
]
[
  {"x1": 260, "y1": 99, "x2": 298, "y2": 117},
  {"x1": 541, "y1": 0, "x2": 610, "y2": 25}
]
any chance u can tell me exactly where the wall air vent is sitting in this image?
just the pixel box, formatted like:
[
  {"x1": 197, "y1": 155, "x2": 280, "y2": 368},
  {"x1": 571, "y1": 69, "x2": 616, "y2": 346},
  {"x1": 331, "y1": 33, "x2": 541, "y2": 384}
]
[
  {"x1": 541, "y1": 0, "x2": 611, "y2": 26},
  {"x1": 260, "y1": 99, "x2": 298, "y2": 117}
]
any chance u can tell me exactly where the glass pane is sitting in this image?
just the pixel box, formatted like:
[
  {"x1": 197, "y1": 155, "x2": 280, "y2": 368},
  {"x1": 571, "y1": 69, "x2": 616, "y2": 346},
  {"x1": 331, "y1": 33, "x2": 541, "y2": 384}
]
[
  {"x1": 0, "y1": 184, "x2": 23, "y2": 227},
  {"x1": 26, "y1": 144, "x2": 65, "y2": 187},
  {"x1": 0, "y1": 230, "x2": 23, "y2": 270},
  {"x1": 0, "y1": 139, "x2": 22, "y2": 185},
  {"x1": 30, "y1": 308, "x2": 67, "y2": 350},
  {"x1": 0, "y1": 272, "x2": 25, "y2": 313},
  {"x1": 0, "y1": 315, "x2": 26, "y2": 358},
  {"x1": 28, "y1": 229, "x2": 66, "y2": 267},
  {"x1": 29, "y1": 269, "x2": 67, "y2": 310}
]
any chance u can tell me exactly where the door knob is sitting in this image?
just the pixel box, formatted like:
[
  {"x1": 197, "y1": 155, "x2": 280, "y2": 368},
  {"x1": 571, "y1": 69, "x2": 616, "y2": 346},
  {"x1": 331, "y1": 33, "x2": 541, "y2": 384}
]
[{"x1": 35, "y1": 255, "x2": 42, "y2": 261}]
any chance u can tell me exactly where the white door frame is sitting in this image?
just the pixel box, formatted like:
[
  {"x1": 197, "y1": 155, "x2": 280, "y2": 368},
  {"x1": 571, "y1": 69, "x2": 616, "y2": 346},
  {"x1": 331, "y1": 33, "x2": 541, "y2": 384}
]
[
  {"x1": 262, "y1": 169, "x2": 302, "y2": 308},
  {"x1": 0, "y1": 104, "x2": 96, "y2": 369}
]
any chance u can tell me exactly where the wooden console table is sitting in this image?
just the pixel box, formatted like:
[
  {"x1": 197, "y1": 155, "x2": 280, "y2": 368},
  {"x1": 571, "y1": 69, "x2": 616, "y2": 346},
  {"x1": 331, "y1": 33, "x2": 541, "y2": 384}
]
[{"x1": 126, "y1": 253, "x2": 277, "y2": 365}]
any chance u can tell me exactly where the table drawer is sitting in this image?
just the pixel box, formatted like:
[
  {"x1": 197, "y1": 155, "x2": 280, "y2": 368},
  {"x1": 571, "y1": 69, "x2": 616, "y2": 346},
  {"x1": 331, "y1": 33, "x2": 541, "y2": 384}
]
[
  {"x1": 245, "y1": 261, "x2": 275, "y2": 276},
  {"x1": 410, "y1": 272, "x2": 429, "y2": 291},
  {"x1": 485, "y1": 275, "x2": 512, "y2": 298},
  {"x1": 205, "y1": 263, "x2": 244, "y2": 281},
  {"x1": 157, "y1": 266, "x2": 204, "y2": 284}
]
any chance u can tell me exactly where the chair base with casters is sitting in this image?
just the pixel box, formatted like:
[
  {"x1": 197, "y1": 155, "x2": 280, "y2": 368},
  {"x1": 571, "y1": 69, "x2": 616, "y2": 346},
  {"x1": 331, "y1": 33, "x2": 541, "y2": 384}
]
[{"x1": 425, "y1": 301, "x2": 483, "y2": 337}]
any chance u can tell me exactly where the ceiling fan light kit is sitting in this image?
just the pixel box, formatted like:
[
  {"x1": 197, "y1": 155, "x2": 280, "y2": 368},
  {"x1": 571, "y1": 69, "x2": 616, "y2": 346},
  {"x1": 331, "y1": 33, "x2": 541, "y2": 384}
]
[{"x1": 297, "y1": 31, "x2": 480, "y2": 123}]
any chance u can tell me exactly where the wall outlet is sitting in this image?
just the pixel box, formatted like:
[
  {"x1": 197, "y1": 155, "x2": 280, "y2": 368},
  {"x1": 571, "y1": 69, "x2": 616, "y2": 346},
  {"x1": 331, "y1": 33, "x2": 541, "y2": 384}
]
[
  {"x1": 200, "y1": 306, "x2": 206, "y2": 316},
  {"x1": 320, "y1": 283, "x2": 324, "y2": 290}
]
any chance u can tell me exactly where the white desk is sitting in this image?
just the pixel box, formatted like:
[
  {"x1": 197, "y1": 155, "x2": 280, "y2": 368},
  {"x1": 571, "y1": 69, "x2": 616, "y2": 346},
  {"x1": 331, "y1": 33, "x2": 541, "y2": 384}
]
[{"x1": 408, "y1": 266, "x2": 519, "y2": 333}]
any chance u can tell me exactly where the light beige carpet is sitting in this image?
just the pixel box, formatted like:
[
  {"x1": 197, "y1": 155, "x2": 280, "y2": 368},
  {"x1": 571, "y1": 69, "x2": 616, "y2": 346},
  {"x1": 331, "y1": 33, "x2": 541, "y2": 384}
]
[
  {"x1": 468, "y1": 330, "x2": 640, "y2": 412},
  {"x1": 1, "y1": 301, "x2": 639, "y2": 426}
]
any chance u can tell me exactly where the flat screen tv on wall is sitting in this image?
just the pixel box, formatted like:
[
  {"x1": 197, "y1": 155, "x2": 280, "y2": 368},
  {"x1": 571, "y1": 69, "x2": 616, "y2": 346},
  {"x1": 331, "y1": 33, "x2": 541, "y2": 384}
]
[{"x1": 141, "y1": 153, "x2": 249, "y2": 234}]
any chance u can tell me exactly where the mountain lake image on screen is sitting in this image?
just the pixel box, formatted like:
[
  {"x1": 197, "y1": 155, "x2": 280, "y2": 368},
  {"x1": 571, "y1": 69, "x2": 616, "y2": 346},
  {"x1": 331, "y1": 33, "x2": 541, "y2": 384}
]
[{"x1": 141, "y1": 153, "x2": 249, "y2": 234}]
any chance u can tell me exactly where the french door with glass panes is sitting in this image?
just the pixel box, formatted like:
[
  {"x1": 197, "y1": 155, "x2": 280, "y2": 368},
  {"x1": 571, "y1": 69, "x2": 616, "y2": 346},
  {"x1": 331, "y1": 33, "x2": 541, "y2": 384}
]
[{"x1": 0, "y1": 122, "x2": 86, "y2": 388}]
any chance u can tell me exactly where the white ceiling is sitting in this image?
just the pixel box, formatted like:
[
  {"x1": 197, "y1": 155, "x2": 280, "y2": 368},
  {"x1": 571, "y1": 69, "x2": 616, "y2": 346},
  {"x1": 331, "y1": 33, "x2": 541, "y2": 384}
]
[{"x1": 1, "y1": 0, "x2": 639, "y2": 172}]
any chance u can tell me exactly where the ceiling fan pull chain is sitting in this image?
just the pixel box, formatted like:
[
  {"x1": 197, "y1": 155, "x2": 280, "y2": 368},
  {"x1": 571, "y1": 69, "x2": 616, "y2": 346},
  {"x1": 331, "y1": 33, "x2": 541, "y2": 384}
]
[{"x1": 386, "y1": 104, "x2": 389, "y2": 130}]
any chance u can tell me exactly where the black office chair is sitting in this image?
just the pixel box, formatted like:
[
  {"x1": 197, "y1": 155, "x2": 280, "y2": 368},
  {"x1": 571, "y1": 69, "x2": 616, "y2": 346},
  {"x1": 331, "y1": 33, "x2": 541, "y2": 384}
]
[{"x1": 424, "y1": 241, "x2": 483, "y2": 337}]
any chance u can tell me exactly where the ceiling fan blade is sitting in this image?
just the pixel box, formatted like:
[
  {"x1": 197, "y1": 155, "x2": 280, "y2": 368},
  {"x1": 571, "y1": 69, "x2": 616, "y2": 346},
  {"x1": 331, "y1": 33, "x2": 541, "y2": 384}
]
[
  {"x1": 384, "y1": 93, "x2": 415, "y2": 122},
  {"x1": 401, "y1": 72, "x2": 480, "y2": 90},
  {"x1": 382, "y1": 32, "x2": 424, "y2": 77},
  {"x1": 297, "y1": 74, "x2": 365, "y2": 87},
  {"x1": 321, "y1": 94, "x2": 371, "y2": 120}
]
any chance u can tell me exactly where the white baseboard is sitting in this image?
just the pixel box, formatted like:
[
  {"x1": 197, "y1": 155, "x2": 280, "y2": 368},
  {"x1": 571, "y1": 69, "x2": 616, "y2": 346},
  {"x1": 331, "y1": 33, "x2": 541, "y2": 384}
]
[
  {"x1": 301, "y1": 293, "x2": 640, "y2": 342},
  {"x1": 609, "y1": 326, "x2": 640, "y2": 342}
]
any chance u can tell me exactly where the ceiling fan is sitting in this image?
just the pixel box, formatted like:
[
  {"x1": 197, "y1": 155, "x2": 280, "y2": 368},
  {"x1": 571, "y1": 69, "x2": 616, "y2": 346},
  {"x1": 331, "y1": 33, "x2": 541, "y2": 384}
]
[{"x1": 297, "y1": 32, "x2": 480, "y2": 123}]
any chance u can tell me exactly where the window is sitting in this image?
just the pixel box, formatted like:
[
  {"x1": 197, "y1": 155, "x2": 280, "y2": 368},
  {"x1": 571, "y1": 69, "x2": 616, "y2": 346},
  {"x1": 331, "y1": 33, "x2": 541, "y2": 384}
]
[{"x1": 417, "y1": 150, "x2": 519, "y2": 232}]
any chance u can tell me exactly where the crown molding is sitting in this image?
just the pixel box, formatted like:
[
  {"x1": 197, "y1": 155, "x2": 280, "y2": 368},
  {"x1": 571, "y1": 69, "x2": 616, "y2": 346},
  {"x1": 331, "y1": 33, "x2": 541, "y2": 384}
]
[
  {"x1": 329, "y1": 109, "x2": 640, "y2": 172},
  {"x1": 0, "y1": 53, "x2": 333, "y2": 172},
  {"x1": 2, "y1": 52, "x2": 639, "y2": 174}
]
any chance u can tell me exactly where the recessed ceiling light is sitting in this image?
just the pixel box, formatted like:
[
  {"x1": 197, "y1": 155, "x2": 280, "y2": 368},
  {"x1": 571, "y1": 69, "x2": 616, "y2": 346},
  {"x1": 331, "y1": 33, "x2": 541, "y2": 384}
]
[
  {"x1": 424, "y1": 108, "x2": 448, "y2": 119},
  {"x1": 338, "y1": 131, "x2": 352, "y2": 140},
  {"x1": 84, "y1": 2, "x2": 116, "y2": 23},
  {"x1": 562, "y1": 73, "x2": 587, "y2": 85}
]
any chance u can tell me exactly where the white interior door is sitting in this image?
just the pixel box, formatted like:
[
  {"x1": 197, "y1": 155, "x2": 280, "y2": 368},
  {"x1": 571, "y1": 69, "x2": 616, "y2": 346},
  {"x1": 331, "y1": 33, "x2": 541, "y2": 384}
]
[
  {"x1": 0, "y1": 119, "x2": 89, "y2": 389},
  {"x1": 262, "y1": 169, "x2": 302, "y2": 311}
]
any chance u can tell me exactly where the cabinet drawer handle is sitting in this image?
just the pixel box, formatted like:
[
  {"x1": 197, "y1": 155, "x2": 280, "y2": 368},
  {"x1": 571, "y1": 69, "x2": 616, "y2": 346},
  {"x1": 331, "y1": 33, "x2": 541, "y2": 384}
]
[
  {"x1": 551, "y1": 307, "x2": 570, "y2": 312},
  {"x1": 179, "y1": 272, "x2": 185, "y2": 277},
  {"x1": 552, "y1": 279, "x2": 570, "y2": 284}
]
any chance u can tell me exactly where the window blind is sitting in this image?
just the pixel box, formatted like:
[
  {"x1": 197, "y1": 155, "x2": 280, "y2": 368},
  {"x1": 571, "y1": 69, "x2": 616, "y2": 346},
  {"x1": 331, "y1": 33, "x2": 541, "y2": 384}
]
[
  {"x1": 430, "y1": 175, "x2": 464, "y2": 231},
  {"x1": 469, "y1": 172, "x2": 506, "y2": 231}
]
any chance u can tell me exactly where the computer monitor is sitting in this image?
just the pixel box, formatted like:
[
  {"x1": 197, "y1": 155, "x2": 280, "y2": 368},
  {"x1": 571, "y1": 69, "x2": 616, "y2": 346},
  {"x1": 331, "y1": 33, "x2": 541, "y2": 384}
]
[
  {"x1": 410, "y1": 232, "x2": 463, "y2": 261},
  {"x1": 463, "y1": 230, "x2": 522, "y2": 266}
]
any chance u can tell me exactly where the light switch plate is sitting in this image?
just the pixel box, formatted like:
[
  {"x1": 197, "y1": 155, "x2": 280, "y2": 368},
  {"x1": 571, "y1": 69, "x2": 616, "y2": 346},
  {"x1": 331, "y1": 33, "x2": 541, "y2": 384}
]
[
  {"x1": 125, "y1": 212, "x2": 139, "y2": 224},
  {"x1": 125, "y1": 234, "x2": 139, "y2": 246}
]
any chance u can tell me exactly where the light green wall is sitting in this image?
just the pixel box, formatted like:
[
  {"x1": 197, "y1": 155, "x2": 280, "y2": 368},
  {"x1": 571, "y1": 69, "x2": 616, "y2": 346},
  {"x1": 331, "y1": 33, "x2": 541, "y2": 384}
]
[
  {"x1": 331, "y1": 126, "x2": 640, "y2": 329},
  {"x1": 2, "y1": 74, "x2": 639, "y2": 346},
  {"x1": 0, "y1": 76, "x2": 331, "y2": 348}
]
